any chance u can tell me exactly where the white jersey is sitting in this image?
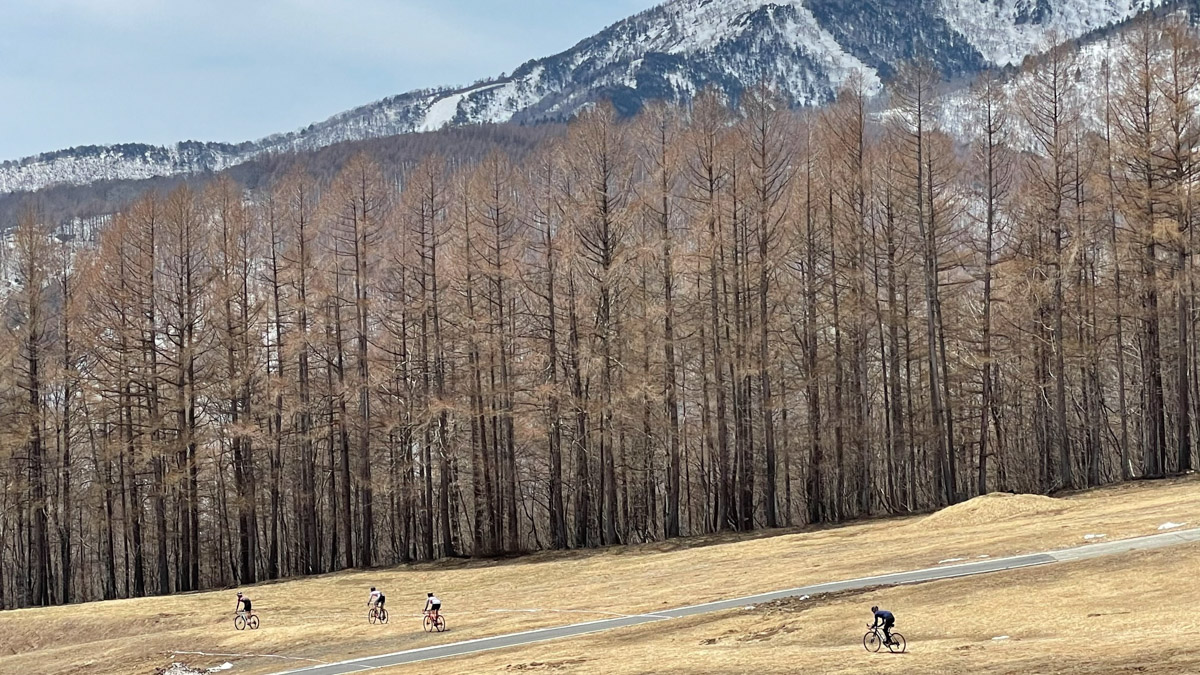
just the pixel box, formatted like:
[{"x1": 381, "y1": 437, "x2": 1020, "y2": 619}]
[
  {"x1": 369, "y1": 590, "x2": 381, "y2": 604},
  {"x1": 427, "y1": 595, "x2": 441, "y2": 606}
]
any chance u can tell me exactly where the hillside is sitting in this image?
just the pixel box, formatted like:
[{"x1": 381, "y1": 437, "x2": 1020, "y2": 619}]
[
  {"x1": 414, "y1": 540, "x2": 1200, "y2": 674},
  {"x1": 0, "y1": 0, "x2": 1160, "y2": 195},
  {"x1": 0, "y1": 122, "x2": 561, "y2": 233},
  {"x1": 0, "y1": 477, "x2": 1194, "y2": 675}
]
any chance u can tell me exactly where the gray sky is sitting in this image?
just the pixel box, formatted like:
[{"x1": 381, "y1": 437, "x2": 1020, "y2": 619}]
[{"x1": 1, "y1": 0, "x2": 653, "y2": 161}]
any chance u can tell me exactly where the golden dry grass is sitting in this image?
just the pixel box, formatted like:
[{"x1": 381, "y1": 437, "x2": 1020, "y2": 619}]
[
  {"x1": 1, "y1": 476, "x2": 1196, "y2": 675},
  {"x1": 916, "y1": 492, "x2": 1071, "y2": 529},
  {"x1": 391, "y1": 541, "x2": 1200, "y2": 675}
]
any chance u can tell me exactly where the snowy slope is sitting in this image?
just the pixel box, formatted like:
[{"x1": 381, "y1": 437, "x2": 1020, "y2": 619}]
[
  {"x1": 940, "y1": 0, "x2": 1147, "y2": 65},
  {"x1": 0, "y1": 0, "x2": 1177, "y2": 194},
  {"x1": 0, "y1": 143, "x2": 251, "y2": 194},
  {"x1": 933, "y1": 8, "x2": 1196, "y2": 151}
]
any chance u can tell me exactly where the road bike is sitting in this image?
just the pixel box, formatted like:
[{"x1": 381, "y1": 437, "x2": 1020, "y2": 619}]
[
  {"x1": 423, "y1": 610, "x2": 446, "y2": 633},
  {"x1": 368, "y1": 605, "x2": 389, "y2": 624},
  {"x1": 234, "y1": 612, "x2": 260, "y2": 630},
  {"x1": 863, "y1": 624, "x2": 905, "y2": 653}
]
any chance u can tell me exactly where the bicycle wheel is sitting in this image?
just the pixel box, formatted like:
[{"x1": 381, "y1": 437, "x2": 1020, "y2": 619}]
[
  {"x1": 234, "y1": 615, "x2": 246, "y2": 631},
  {"x1": 369, "y1": 608, "x2": 378, "y2": 624},
  {"x1": 887, "y1": 632, "x2": 905, "y2": 653},
  {"x1": 434, "y1": 615, "x2": 446, "y2": 632},
  {"x1": 423, "y1": 615, "x2": 434, "y2": 633},
  {"x1": 379, "y1": 608, "x2": 388, "y2": 624},
  {"x1": 248, "y1": 615, "x2": 260, "y2": 630},
  {"x1": 863, "y1": 631, "x2": 881, "y2": 652}
]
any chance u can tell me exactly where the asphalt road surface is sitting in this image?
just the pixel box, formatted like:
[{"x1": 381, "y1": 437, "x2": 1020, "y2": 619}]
[{"x1": 276, "y1": 527, "x2": 1200, "y2": 675}]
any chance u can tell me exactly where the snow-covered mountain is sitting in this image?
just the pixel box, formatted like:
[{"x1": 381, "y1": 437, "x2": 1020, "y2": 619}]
[{"x1": 0, "y1": 0, "x2": 1163, "y2": 194}]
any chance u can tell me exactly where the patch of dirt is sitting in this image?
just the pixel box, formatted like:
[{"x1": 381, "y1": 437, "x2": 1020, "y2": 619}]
[
  {"x1": 697, "y1": 627, "x2": 741, "y2": 645},
  {"x1": 919, "y1": 493, "x2": 1071, "y2": 529},
  {"x1": 155, "y1": 664, "x2": 206, "y2": 675},
  {"x1": 695, "y1": 619, "x2": 805, "y2": 645},
  {"x1": 503, "y1": 659, "x2": 589, "y2": 671},
  {"x1": 738, "y1": 622, "x2": 801, "y2": 642},
  {"x1": 757, "y1": 587, "x2": 877, "y2": 616},
  {"x1": 698, "y1": 588, "x2": 876, "y2": 646}
]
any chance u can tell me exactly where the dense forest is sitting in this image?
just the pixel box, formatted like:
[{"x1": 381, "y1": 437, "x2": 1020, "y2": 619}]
[{"x1": 2, "y1": 15, "x2": 1198, "y2": 609}]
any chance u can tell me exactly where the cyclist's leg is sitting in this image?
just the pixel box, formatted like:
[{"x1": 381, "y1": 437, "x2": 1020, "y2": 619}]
[{"x1": 884, "y1": 619, "x2": 894, "y2": 643}]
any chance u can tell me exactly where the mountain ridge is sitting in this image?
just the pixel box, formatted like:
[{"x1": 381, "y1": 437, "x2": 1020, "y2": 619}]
[{"x1": 0, "y1": 0, "x2": 1161, "y2": 194}]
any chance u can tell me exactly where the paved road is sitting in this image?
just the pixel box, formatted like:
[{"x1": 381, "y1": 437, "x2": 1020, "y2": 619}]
[{"x1": 276, "y1": 527, "x2": 1200, "y2": 675}]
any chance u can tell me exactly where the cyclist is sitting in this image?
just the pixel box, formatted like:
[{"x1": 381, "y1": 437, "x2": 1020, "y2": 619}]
[
  {"x1": 424, "y1": 592, "x2": 441, "y2": 619},
  {"x1": 870, "y1": 605, "x2": 896, "y2": 645},
  {"x1": 368, "y1": 587, "x2": 386, "y2": 611},
  {"x1": 236, "y1": 592, "x2": 253, "y2": 620}
]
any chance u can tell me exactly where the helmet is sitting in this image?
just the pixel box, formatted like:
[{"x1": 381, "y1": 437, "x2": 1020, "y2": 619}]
[
  {"x1": 871, "y1": 606, "x2": 878, "y2": 612},
  {"x1": 237, "y1": 592, "x2": 243, "y2": 597},
  {"x1": 370, "y1": 587, "x2": 376, "y2": 592},
  {"x1": 427, "y1": 592, "x2": 433, "y2": 597}
]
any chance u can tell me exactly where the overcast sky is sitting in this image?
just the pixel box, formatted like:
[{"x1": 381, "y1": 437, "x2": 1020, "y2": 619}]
[{"x1": 1, "y1": 0, "x2": 653, "y2": 160}]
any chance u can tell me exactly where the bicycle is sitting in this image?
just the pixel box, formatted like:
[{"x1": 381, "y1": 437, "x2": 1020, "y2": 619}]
[
  {"x1": 422, "y1": 610, "x2": 446, "y2": 633},
  {"x1": 368, "y1": 605, "x2": 389, "y2": 624},
  {"x1": 863, "y1": 624, "x2": 905, "y2": 653},
  {"x1": 234, "y1": 612, "x2": 260, "y2": 630}
]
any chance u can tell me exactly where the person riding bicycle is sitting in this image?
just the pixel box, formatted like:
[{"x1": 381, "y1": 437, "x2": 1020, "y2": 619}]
[
  {"x1": 870, "y1": 606, "x2": 896, "y2": 645},
  {"x1": 424, "y1": 592, "x2": 441, "y2": 619},
  {"x1": 368, "y1": 587, "x2": 386, "y2": 610},
  {"x1": 236, "y1": 592, "x2": 252, "y2": 619}
]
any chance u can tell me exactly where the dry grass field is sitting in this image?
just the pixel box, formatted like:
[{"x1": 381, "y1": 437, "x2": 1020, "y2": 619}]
[
  {"x1": 0, "y1": 476, "x2": 1196, "y2": 675},
  {"x1": 389, "y1": 540, "x2": 1200, "y2": 675}
]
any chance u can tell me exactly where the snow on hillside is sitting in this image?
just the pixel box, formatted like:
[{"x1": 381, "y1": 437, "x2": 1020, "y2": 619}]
[
  {"x1": 0, "y1": 0, "x2": 1173, "y2": 195},
  {"x1": 0, "y1": 144, "x2": 246, "y2": 194},
  {"x1": 934, "y1": 28, "x2": 1133, "y2": 147},
  {"x1": 940, "y1": 0, "x2": 1145, "y2": 65},
  {"x1": 417, "y1": 83, "x2": 506, "y2": 132}
]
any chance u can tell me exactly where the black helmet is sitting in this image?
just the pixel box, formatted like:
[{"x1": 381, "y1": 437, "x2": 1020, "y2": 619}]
[
  {"x1": 871, "y1": 605, "x2": 878, "y2": 612},
  {"x1": 370, "y1": 587, "x2": 376, "y2": 592},
  {"x1": 237, "y1": 592, "x2": 243, "y2": 597},
  {"x1": 427, "y1": 592, "x2": 433, "y2": 597}
]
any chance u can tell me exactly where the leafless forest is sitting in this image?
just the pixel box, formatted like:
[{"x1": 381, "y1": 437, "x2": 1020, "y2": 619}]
[{"x1": 2, "y1": 18, "x2": 1198, "y2": 608}]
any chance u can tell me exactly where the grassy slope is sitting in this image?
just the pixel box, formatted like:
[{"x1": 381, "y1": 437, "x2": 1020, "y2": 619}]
[
  {"x1": 0, "y1": 477, "x2": 1196, "y2": 675},
  {"x1": 396, "y1": 541, "x2": 1200, "y2": 674}
]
